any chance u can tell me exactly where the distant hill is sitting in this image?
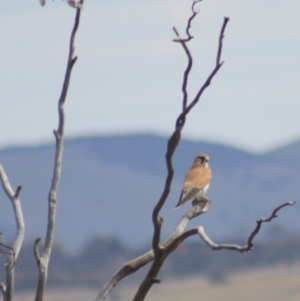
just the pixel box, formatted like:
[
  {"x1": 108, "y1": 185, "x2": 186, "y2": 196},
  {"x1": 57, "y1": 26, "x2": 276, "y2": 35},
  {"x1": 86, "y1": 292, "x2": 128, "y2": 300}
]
[{"x1": 0, "y1": 134, "x2": 299, "y2": 253}]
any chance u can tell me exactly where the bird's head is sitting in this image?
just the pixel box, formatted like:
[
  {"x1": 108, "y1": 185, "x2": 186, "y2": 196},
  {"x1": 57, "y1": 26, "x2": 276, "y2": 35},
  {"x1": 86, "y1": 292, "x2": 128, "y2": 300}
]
[{"x1": 194, "y1": 154, "x2": 210, "y2": 166}]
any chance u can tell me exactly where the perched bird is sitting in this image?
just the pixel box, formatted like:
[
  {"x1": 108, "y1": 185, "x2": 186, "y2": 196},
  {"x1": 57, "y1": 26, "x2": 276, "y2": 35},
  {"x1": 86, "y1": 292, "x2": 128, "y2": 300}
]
[{"x1": 175, "y1": 154, "x2": 212, "y2": 209}]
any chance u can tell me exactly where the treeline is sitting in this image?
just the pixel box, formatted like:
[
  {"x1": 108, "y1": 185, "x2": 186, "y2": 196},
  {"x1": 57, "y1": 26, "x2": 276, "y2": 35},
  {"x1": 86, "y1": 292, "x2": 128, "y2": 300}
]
[{"x1": 1, "y1": 233, "x2": 299, "y2": 290}]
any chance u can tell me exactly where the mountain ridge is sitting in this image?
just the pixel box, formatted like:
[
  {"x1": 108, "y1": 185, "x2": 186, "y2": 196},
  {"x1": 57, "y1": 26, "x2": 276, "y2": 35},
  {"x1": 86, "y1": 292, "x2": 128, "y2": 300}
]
[{"x1": 0, "y1": 134, "x2": 299, "y2": 253}]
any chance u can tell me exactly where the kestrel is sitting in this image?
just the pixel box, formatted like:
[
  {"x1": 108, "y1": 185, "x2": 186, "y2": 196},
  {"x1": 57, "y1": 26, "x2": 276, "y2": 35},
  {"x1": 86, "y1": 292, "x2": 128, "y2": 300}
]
[{"x1": 175, "y1": 154, "x2": 212, "y2": 209}]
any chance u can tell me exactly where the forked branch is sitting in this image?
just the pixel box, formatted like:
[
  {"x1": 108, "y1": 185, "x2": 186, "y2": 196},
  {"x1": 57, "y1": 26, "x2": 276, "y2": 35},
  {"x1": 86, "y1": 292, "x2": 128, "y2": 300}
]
[
  {"x1": 96, "y1": 200, "x2": 295, "y2": 301},
  {"x1": 151, "y1": 1, "x2": 229, "y2": 262},
  {"x1": 175, "y1": 16, "x2": 229, "y2": 129},
  {"x1": 133, "y1": 10, "x2": 229, "y2": 301},
  {"x1": 172, "y1": 0, "x2": 202, "y2": 112},
  {"x1": 0, "y1": 166, "x2": 25, "y2": 301},
  {"x1": 96, "y1": 2, "x2": 294, "y2": 301},
  {"x1": 95, "y1": 201, "x2": 210, "y2": 301}
]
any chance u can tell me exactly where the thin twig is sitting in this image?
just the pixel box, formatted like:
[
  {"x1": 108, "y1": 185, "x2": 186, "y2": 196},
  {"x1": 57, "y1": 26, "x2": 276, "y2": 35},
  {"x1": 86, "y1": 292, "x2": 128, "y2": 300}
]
[
  {"x1": 0, "y1": 283, "x2": 6, "y2": 296},
  {"x1": 172, "y1": 0, "x2": 202, "y2": 43},
  {"x1": 176, "y1": 17, "x2": 229, "y2": 129},
  {"x1": 14, "y1": 186, "x2": 22, "y2": 199},
  {"x1": 216, "y1": 17, "x2": 229, "y2": 66},
  {"x1": 0, "y1": 243, "x2": 13, "y2": 253},
  {"x1": 172, "y1": 1, "x2": 200, "y2": 111},
  {"x1": 186, "y1": 0, "x2": 201, "y2": 39},
  {"x1": 198, "y1": 201, "x2": 296, "y2": 252}
]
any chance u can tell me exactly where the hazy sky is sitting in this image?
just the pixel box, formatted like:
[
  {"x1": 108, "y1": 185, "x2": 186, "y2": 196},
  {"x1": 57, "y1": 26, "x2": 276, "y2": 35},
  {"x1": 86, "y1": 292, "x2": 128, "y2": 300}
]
[{"x1": 1, "y1": 0, "x2": 299, "y2": 152}]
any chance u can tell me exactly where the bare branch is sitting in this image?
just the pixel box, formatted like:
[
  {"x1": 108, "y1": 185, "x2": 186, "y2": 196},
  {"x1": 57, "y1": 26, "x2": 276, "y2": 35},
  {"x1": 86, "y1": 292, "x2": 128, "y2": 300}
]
[
  {"x1": 95, "y1": 201, "x2": 209, "y2": 301},
  {"x1": 130, "y1": 7, "x2": 229, "y2": 301},
  {"x1": 172, "y1": 1, "x2": 201, "y2": 112},
  {"x1": 216, "y1": 17, "x2": 230, "y2": 66},
  {"x1": 0, "y1": 166, "x2": 15, "y2": 199},
  {"x1": 0, "y1": 283, "x2": 6, "y2": 296},
  {"x1": 150, "y1": 3, "x2": 206, "y2": 254},
  {"x1": 133, "y1": 202, "x2": 210, "y2": 301},
  {"x1": 133, "y1": 11, "x2": 229, "y2": 301},
  {"x1": 93, "y1": 3, "x2": 295, "y2": 301},
  {"x1": 172, "y1": 31, "x2": 194, "y2": 112},
  {"x1": 180, "y1": 42, "x2": 193, "y2": 112},
  {"x1": 95, "y1": 251, "x2": 155, "y2": 301},
  {"x1": 151, "y1": 130, "x2": 180, "y2": 254},
  {"x1": 172, "y1": 0, "x2": 202, "y2": 43},
  {"x1": 0, "y1": 242, "x2": 14, "y2": 253},
  {"x1": 176, "y1": 17, "x2": 229, "y2": 129},
  {"x1": 198, "y1": 201, "x2": 296, "y2": 252},
  {"x1": 34, "y1": 3, "x2": 84, "y2": 301},
  {"x1": 162, "y1": 201, "x2": 211, "y2": 255},
  {"x1": 167, "y1": 199, "x2": 210, "y2": 243},
  {"x1": 34, "y1": 238, "x2": 42, "y2": 264},
  {"x1": 186, "y1": 1, "x2": 201, "y2": 38},
  {"x1": 14, "y1": 186, "x2": 22, "y2": 199},
  {"x1": 95, "y1": 4, "x2": 295, "y2": 301},
  {"x1": 40, "y1": 0, "x2": 83, "y2": 9},
  {"x1": 96, "y1": 200, "x2": 294, "y2": 301},
  {"x1": 0, "y1": 166, "x2": 25, "y2": 301},
  {"x1": 133, "y1": 201, "x2": 210, "y2": 301},
  {"x1": 165, "y1": 228, "x2": 199, "y2": 254},
  {"x1": 152, "y1": 217, "x2": 163, "y2": 256}
]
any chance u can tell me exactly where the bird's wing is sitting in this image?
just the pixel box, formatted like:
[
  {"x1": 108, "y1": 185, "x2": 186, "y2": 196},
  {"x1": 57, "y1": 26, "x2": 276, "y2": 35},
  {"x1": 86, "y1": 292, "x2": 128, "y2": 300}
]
[
  {"x1": 184, "y1": 166, "x2": 211, "y2": 189},
  {"x1": 181, "y1": 186, "x2": 202, "y2": 201},
  {"x1": 174, "y1": 187, "x2": 201, "y2": 209}
]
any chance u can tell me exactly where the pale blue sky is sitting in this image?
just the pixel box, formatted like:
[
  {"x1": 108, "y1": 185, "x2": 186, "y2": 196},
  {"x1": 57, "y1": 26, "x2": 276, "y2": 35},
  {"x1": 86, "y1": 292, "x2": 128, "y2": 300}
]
[{"x1": 1, "y1": 0, "x2": 299, "y2": 152}]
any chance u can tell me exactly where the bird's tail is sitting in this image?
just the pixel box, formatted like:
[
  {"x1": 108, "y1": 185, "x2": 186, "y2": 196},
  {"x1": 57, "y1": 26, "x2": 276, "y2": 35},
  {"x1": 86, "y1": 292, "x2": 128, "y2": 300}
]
[
  {"x1": 173, "y1": 204, "x2": 182, "y2": 210},
  {"x1": 174, "y1": 192, "x2": 184, "y2": 209}
]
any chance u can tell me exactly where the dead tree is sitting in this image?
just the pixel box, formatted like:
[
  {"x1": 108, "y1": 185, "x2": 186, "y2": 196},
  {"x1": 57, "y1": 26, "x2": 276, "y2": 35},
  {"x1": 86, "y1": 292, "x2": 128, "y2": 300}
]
[
  {"x1": 0, "y1": 1, "x2": 296, "y2": 301},
  {"x1": 95, "y1": 2, "x2": 295, "y2": 301}
]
